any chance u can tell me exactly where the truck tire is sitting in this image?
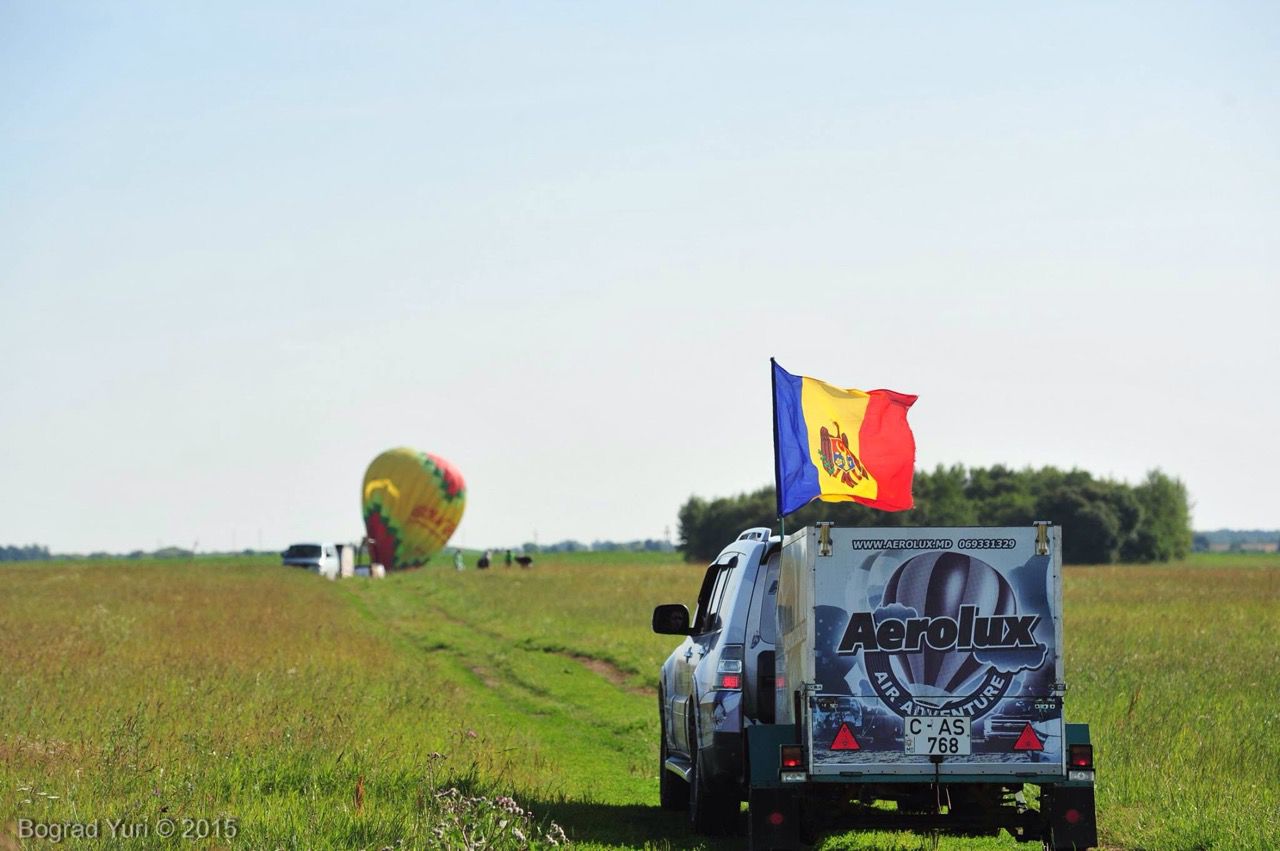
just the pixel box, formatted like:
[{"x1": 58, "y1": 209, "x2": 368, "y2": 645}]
[
  {"x1": 688, "y1": 714, "x2": 740, "y2": 835},
  {"x1": 658, "y1": 701, "x2": 688, "y2": 810}
]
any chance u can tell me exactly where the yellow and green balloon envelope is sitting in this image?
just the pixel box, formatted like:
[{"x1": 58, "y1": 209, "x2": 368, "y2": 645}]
[{"x1": 362, "y1": 448, "x2": 466, "y2": 570}]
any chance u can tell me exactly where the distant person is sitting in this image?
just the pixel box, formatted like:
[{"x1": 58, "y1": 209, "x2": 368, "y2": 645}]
[
  {"x1": 478, "y1": 549, "x2": 491, "y2": 570},
  {"x1": 504, "y1": 549, "x2": 513, "y2": 567},
  {"x1": 453, "y1": 549, "x2": 464, "y2": 571}
]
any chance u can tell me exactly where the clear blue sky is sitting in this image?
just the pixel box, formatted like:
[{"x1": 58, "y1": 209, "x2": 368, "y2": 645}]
[{"x1": 2, "y1": 2, "x2": 1277, "y2": 553}]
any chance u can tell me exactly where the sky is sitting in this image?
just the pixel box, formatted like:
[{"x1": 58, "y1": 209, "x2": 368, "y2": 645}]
[{"x1": 2, "y1": 2, "x2": 1278, "y2": 554}]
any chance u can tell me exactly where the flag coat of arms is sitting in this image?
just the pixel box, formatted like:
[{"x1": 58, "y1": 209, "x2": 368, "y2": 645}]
[{"x1": 771, "y1": 359, "x2": 918, "y2": 516}]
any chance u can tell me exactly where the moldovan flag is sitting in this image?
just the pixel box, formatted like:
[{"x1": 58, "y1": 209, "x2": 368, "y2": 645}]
[{"x1": 771, "y1": 359, "x2": 918, "y2": 516}]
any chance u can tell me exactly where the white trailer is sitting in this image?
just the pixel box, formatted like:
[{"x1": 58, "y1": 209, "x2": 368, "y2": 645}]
[{"x1": 748, "y1": 522, "x2": 1096, "y2": 850}]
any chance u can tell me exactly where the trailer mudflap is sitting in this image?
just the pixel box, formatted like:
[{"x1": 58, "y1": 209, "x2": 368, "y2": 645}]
[
  {"x1": 745, "y1": 725, "x2": 804, "y2": 851},
  {"x1": 1043, "y1": 784, "x2": 1098, "y2": 849},
  {"x1": 747, "y1": 788, "x2": 804, "y2": 851},
  {"x1": 1043, "y1": 722, "x2": 1098, "y2": 849}
]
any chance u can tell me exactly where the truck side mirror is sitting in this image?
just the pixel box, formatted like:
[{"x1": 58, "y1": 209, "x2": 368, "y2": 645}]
[{"x1": 652, "y1": 604, "x2": 691, "y2": 635}]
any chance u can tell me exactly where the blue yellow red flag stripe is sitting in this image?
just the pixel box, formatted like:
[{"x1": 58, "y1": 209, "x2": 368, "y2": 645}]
[{"x1": 772, "y1": 359, "x2": 918, "y2": 516}]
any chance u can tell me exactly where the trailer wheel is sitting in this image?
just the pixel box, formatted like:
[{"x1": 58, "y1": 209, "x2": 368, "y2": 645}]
[
  {"x1": 688, "y1": 715, "x2": 740, "y2": 835},
  {"x1": 658, "y1": 701, "x2": 687, "y2": 810}
]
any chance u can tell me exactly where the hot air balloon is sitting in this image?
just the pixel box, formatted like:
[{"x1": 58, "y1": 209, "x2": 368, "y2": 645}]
[
  {"x1": 878, "y1": 551, "x2": 1016, "y2": 703},
  {"x1": 362, "y1": 448, "x2": 465, "y2": 570}
]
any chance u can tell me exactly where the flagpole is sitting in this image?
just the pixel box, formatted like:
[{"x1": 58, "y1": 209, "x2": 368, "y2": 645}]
[{"x1": 770, "y1": 357, "x2": 784, "y2": 541}]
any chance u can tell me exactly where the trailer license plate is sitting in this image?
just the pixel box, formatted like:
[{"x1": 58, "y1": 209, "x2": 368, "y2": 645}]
[{"x1": 903, "y1": 716, "x2": 971, "y2": 756}]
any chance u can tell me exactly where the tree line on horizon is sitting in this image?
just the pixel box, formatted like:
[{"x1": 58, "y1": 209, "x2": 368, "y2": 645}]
[
  {"x1": 677, "y1": 465, "x2": 1193, "y2": 564},
  {"x1": 520, "y1": 539, "x2": 675, "y2": 554},
  {"x1": 0, "y1": 545, "x2": 238, "y2": 562},
  {"x1": 0, "y1": 544, "x2": 52, "y2": 562}
]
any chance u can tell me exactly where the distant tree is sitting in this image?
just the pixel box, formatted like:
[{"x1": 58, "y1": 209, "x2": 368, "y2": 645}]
[
  {"x1": 677, "y1": 487, "x2": 780, "y2": 561},
  {"x1": 966, "y1": 465, "x2": 1037, "y2": 526},
  {"x1": 538, "y1": 540, "x2": 586, "y2": 553},
  {"x1": 0, "y1": 544, "x2": 52, "y2": 562},
  {"x1": 676, "y1": 495, "x2": 709, "y2": 558},
  {"x1": 913, "y1": 464, "x2": 979, "y2": 526},
  {"x1": 1035, "y1": 480, "x2": 1132, "y2": 564},
  {"x1": 1124, "y1": 470, "x2": 1193, "y2": 561}
]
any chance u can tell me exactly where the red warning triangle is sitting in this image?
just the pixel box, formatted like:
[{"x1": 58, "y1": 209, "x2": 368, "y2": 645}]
[
  {"x1": 831, "y1": 722, "x2": 860, "y2": 751},
  {"x1": 1012, "y1": 722, "x2": 1044, "y2": 751}
]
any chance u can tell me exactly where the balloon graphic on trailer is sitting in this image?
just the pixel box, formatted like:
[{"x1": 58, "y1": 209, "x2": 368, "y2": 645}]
[
  {"x1": 878, "y1": 551, "x2": 1017, "y2": 702},
  {"x1": 362, "y1": 448, "x2": 465, "y2": 570}
]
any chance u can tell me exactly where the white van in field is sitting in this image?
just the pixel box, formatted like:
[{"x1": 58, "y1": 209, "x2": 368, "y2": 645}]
[{"x1": 282, "y1": 543, "x2": 353, "y2": 579}]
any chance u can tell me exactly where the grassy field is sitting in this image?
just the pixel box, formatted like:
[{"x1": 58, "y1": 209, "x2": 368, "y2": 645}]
[{"x1": 2, "y1": 551, "x2": 1277, "y2": 849}]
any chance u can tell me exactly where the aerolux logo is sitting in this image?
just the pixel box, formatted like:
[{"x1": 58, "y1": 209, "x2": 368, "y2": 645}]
[
  {"x1": 838, "y1": 606, "x2": 1041, "y2": 656},
  {"x1": 838, "y1": 602, "x2": 1047, "y2": 719},
  {"x1": 833, "y1": 550, "x2": 1052, "y2": 720}
]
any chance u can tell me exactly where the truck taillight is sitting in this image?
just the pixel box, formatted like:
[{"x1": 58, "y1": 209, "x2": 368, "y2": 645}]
[
  {"x1": 715, "y1": 645, "x2": 743, "y2": 690},
  {"x1": 780, "y1": 745, "x2": 804, "y2": 769},
  {"x1": 1069, "y1": 744, "x2": 1093, "y2": 769}
]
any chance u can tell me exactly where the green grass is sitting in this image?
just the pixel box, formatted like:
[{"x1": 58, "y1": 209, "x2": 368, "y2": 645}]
[
  {"x1": 1063, "y1": 560, "x2": 1280, "y2": 849},
  {"x1": 1, "y1": 552, "x2": 1276, "y2": 849}
]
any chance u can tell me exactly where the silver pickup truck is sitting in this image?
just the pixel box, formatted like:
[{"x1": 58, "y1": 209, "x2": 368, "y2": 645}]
[
  {"x1": 652, "y1": 527, "x2": 781, "y2": 833},
  {"x1": 654, "y1": 523, "x2": 1097, "y2": 850}
]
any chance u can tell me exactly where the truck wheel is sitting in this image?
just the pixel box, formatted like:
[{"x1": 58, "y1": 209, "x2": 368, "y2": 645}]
[
  {"x1": 659, "y1": 702, "x2": 688, "y2": 810},
  {"x1": 688, "y1": 715, "x2": 740, "y2": 835}
]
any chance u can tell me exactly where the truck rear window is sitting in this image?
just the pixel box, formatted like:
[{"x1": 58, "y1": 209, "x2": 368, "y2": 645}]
[
  {"x1": 759, "y1": 559, "x2": 780, "y2": 644},
  {"x1": 285, "y1": 545, "x2": 322, "y2": 558}
]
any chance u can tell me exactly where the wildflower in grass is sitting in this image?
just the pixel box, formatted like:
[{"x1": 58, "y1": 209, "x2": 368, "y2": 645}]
[{"x1": 495, "y1": 795, "x2": 524, "y2": 815}]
